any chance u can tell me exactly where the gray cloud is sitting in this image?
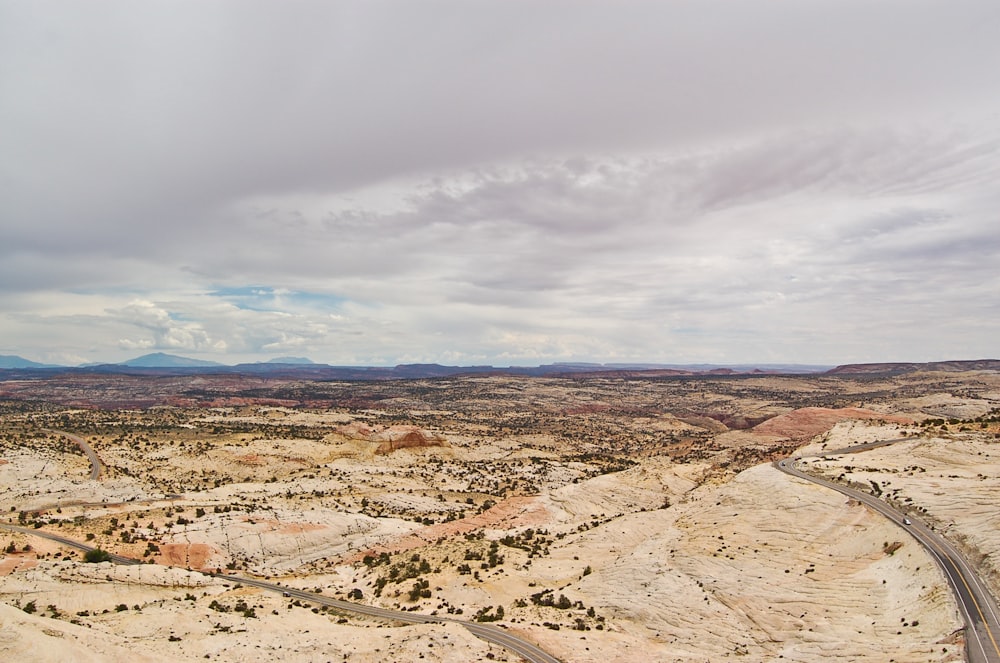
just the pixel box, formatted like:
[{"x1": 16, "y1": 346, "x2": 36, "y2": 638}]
[{"x1": 2, "y1": 0, "x2": 999, "y2": 365}]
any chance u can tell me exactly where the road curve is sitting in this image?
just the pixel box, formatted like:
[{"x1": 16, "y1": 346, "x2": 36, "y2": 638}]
[
  {"x1": 7, "y1": 430, "x2": 561, "y2": 662},
  {"x1": 220, "y1": 574, "x2": 562, "y2": 663},
  {"x1": 43, "y1": 428, "x2": 103, "y2": 480},
  {"x1": 776, "y1": 440, "x2": 1000, "y2": 663},
  {"x1": 0, "y1": 523, "x2": 561, "y2": 663}
]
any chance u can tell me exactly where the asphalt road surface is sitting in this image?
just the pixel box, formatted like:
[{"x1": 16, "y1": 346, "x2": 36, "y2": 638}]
[
  {"x1": 0, "y1": 523, "x2": 139, "y2": 566},
  {"x1": 777, "y1": 440, "x2": 1000, "y2": 663},
  {"x1": 44, "y1": 428, "x2": 103, "y2": 480},
  {"x1": 217, "y1": 574, "x2": 562, "y2": 663}
]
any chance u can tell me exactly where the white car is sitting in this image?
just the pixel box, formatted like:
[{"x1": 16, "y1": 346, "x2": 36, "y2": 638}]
[{"x1": 903, "y1": 518, "x2": 912, "y2": 525}]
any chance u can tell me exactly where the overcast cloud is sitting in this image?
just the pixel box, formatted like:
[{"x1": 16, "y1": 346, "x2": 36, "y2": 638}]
[{"x1": 2, "y1": 0, "x2": 999, "y2": 366}]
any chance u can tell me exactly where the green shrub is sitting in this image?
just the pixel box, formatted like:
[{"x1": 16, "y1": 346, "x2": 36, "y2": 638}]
[{"x1": 84, "y1": 548, "x2": 111, "y2": 563}]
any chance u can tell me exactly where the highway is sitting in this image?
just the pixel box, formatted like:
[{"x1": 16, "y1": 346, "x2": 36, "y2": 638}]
[
  {"x1": 4, "y1": 429, "x2": 562, "y2": 662},
  {"x1": 0, "y1": 523, "x2": 140, "y2": 566},
  {"x1": 43, "y1": 428, "x2": 103, "y2": 480},
  {"x1": 776, "y1": 440, "x2": 1000, "y2": 663},
  {"x1": 0, "y1": 521, "x2": 560, "y2": 662},
  {"x1": 29, "y1": 424, "x2": 997, "y2": 660},
  {"x1": 217, "y1": 574, "x2": 562, "y2": 663}
]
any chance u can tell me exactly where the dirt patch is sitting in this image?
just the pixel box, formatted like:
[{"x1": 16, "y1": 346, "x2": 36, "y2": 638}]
[
  {"x1": 0, "y1": 556, "x2": 38, "y2": 576},
  {"x1": 156, "y1": 542, "x2": 219, "y2": 570}
]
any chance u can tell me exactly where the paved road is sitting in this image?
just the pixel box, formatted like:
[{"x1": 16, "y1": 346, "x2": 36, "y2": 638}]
[
  {"x1": 220, "y1": 574, "x2": 562, "y2": 663},
  {"x1": 0, "y1": 526, "x2": 560, "y2": 662},
  {"x1": 0, "y1": 523, "x2": 139, "y2": 565},
  {"x1": 43, "y1": 428, "x2": 103, "y2": 480},
  {"x1": 16, "y1": 427, "x2": 998, "y2": 661},
  {"x1": 6, "y1": 429, "x2": 561, "y2": 662},
  {"x1": 776, "y1": 440, "x2": 1000, "y2": 663}
]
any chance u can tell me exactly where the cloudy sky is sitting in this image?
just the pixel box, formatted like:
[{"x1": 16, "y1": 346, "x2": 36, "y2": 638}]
[{"x1": 2, "y1": 1, "x2": 999, "y2": 367}]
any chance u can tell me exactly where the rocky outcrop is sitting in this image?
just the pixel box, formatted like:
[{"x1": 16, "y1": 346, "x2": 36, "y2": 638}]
[
  {"x1": 752, "y1": 407, "x2": 912, "y2": 441},
  {"x1": 337, "y1": 423, "x2": 448, "y2": 454}
]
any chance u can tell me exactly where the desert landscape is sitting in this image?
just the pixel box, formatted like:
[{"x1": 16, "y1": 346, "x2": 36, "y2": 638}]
[
  {"x1": 2, "y1": 364, "x2": 1000, "y2": 662},
  {"x1": 6, "y1": 1, "x2": 999, "y2": 660}
]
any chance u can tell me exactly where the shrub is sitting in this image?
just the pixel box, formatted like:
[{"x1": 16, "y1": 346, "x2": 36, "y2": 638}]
[{"x1": 84, "y1": 548, "x2": 111, "y2": 563}]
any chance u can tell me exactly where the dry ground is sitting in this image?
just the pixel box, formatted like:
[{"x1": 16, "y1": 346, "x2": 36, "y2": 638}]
[{"x1": 2, "y1": 370, "x2": 999, "y2": 661}]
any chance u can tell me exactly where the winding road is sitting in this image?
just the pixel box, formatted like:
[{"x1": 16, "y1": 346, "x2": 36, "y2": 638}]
[
  {"x1": 3, "y1": 432, "x2": 562, "y2": 662},
  {"x1": 44, "y1": 428, "x2": 103, "y2": 480},
  {"x1": 10, "y1": 427, "x2": 999, "y2": 661},
  {"x1": 776, "y1": 439, "x2": 1000, "y2": 663},
  {"x1": 0, "y1": 522, "x2": 560, "y2": 663},
  {"x1": 217, "y1": 574, "x2": 562, "y2": 663}
]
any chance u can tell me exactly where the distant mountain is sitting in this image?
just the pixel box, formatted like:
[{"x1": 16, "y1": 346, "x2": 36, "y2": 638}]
[
  {"x1": 544, "y1": 362, "x2": 832, "y2": 376},
  {"x1": 118, "y1": 352, "x2": 224, "y2": 368},
  {"x1": 826, "y1": 359, "x2": 1000, "y2": 375},
  {"x1": 63, "y1": 360, "x2": 838, "y2": 379},
  {"x1": 0, "y1": 354, "x2": 60, "y2": 369},
  {"x1": 22, "y1": 355, "x2": 994, "y2": 380},
  {"x1": 265, "y1": 356, "x2": 315, "y2": 364}
]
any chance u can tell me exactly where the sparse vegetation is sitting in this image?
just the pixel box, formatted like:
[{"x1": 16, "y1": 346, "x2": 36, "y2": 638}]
[{"x1": 0, "y1": 370, "x2": 997, "y2": 661}]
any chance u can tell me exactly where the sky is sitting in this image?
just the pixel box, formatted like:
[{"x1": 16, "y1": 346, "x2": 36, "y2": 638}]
[{"x1": 2, "y1": 0, "x2": 999, "y2": 367}]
